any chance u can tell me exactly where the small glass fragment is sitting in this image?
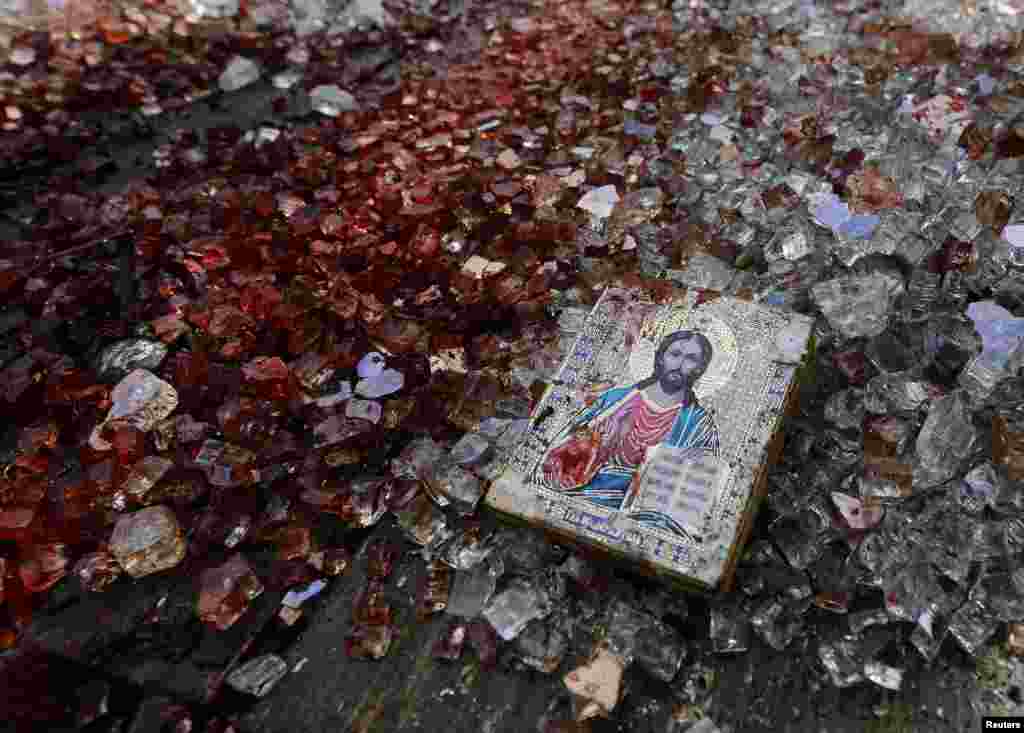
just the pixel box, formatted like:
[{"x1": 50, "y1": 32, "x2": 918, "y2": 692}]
[
  {"x1": 915, "y1": 391, "x2": 978, "y2": 485},
  {"x1": 357, "y1": 352, "x2": 386, "y2": 380},
  {"x1": 966, "y1": 301, "x2": 1024, "y2": 371},
  {"x1": 450, "y1": 432, "x2": 493, "y2": 466},
  {"x1": 224, "y1": 515, "x2": 252, "y2": 549},
  {"x1": 447, "y1": 558, "x2": 502, "y2": 618},
  {"x1": 750, "y1": 596, "x2": 807, "y2": 651},
  {"x1": 947, "y1": 599, "x2": 998, "y2": 656},
  {"x1": 849, "y1": 609, "x2": 892, "y2": 634},
  {"x1": 431, "y1": 463, "x2": 484, "y2": 514},
  {"x1": 514, "y1": 615, "x2": 570, "y2": 674},
  {"x1": 811, "y1": 274, "x2": 904, "y2": 339},
  {"x1": 109, "y1": 506, "x2": 187, "y2": 578},
  {"x1": 863, "y1": 661, "x2": 903, "y2": 691},
  {"x1": 577, "y1": 186, "x2": 620, "y2": 220},
  {"x1": 279, "y1": 606, "x2": 303, "y2": 626},
  {"x1": 634, "y1": 616, "x2": 687, "y2": 682},
  {"x1": 910, "y1": 616, "x2": 948, "y2": 663},
  {"x1": 189, "y1": 0, "x2": 240, "y2": 18},
  {"x1": 197, "y1": 553, "x2": 264, "y2": 631},
  {"x1": 313, "y1": 416, "x2": 370, "y2": 448},
  {"x1": 310, "y1": 85, "x2": 358, "y2": 117},
  {"x1": 817, "y1": 636, "x2": 865, "y2": 687},
  {"x1": 282, "y1": 579, "x2": 326, "y2": 609},
  {"x1": 441, "y1": 523, "x2": 493, "y2": 570},
  {"x1": 95, "y1": 340, "x2": 169, "y2": 383},
  {"x1": 225, "y1": 654, "x2": 288, "y2": 697},
  {"x1": 353, "y1": 369, "x2": 406, "y2": 403},
  {"x1": 345, "y1": 399, "x2": 382, "y2": 424},
  {"x1": 481, "y1": 575, "x2": 552, "y2": 641},
  {"x1": 103, "y1": 369, "x2": 180, "y2": 435},
  {"x1": 219, "y1": 56, "x2": 261, "y2": 92},
  {"x1": 461, "y1": 255, "x2": 507, "y2": 280}
]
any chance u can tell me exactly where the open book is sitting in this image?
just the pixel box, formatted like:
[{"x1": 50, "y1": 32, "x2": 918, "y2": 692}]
[{"x1": 622, "y1": 445, "x2": 729, "y2": 538}]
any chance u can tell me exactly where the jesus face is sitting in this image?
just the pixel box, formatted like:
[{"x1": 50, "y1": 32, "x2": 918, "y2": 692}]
[{"x1": 657, "y1": 338, "x2": 706, "y2": 394}]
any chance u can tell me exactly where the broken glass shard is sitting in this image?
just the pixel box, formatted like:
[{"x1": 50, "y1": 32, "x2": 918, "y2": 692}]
[
  {"x1": 345, "y1": 399, "x2": 382, "y2": 424},
  {"x1": 514, "y1": 614, "x2": 570, "y2": 673},
  {"x1": 197, "y1": 553, "x2": 264, "y2": 630},
  {"x1": 576, "y1": 186, "x2": 620, "y2": 220},
  {"x1": 634, "y1": 615, "x2": 686, "y2": 682},
  {"x1": 811, "y1": 274, "x2": 904, "y2": 339},
  {"x1": 282, "y1": 579, "x2": 326, "y2": 609},
  {"x1": 189, "y1": 0, "x2": 239, "y2": 18},
  {"x1": 947, "y1": 599, "x2": 997, "y2": 656},
  {"x1": 864, "y1": 661, "x2": 903, "y2": 691},
  {"x1": 219, "y1": 56, "x2": 261, "y2": 92},
  {"x1": 109, "y1": 506, "x2": 187, "y2": 578},
  {"x1": 355, "y1": 369, "x2": 404, "y2": 398},
  {"x1": 818, "y1": 635, "x2": 865, "y2": 687},
  {"x1": 431, "y1": 463, "x2": 483, "y2": 514},
  {"x1": 447, "y1": 558, "x2": 501, "y2": 618},
  {"x1": 481, "y1": 575, "x2": 552, "y2": 641},
  {"x1": 310, "y1": 85, "x2": 358, "y2": 117},
  {"x1": 105, "y1": 369, "x2": 179, "y2": 433},
  {"x1": 226, "y1": 654, "x2": 288, "y2": 697},
  {"x1": 448, "y1": 433, "x2": 493, "y2": 467},
  {"x1": 95, "y1": 340, "x2": 168, "y2": 383},
  {"x1": 915, "y1": 391, "x2": 977, "y2": 486},
  {"x1": 356, "y1": 352, "x2": 386, "y2": 379},
  {"x1": 966, "y1": 300, "x2": 1024, "y2": 371}
]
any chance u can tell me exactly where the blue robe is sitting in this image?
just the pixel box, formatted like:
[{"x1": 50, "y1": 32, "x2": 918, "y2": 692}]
[{"x1": 541, "y1": 385, "x2": 720, "y2": 536}]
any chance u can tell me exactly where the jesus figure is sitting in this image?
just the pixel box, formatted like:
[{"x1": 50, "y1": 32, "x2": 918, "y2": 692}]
[{"x1": 540, "y1": 330, "x2": 720, "y2": 530}]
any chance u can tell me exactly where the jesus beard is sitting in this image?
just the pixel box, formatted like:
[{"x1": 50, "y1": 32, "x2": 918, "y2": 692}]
[{"x1": 658, "y1": 368, "x2": 693, "y2": 395}]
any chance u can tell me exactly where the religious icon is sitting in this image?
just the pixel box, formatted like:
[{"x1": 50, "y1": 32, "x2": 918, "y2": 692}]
[{"x1": 486, "y1": 285, "x2": 814, "y2": 591}]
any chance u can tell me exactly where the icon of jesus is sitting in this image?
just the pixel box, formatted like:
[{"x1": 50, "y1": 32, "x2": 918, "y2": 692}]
[{"x1": 540, "y1": 330, "x2": 720, "y2": 529}]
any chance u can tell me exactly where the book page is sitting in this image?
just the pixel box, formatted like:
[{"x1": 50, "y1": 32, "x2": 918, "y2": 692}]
[{"x1": 629, "y1": 445, "x2": 728, "y2": 534}]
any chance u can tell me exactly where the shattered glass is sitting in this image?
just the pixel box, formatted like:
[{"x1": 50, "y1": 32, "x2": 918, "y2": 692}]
[
  {"x1": 1, "y1": 0, "x2": 1024, "y2": 721},
  {"x1": 481, "y1": 574, "x2": 555, "y2": 641},
  {"x1": 109, "y1": 505, "x2": 187, "y2": 578}
]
